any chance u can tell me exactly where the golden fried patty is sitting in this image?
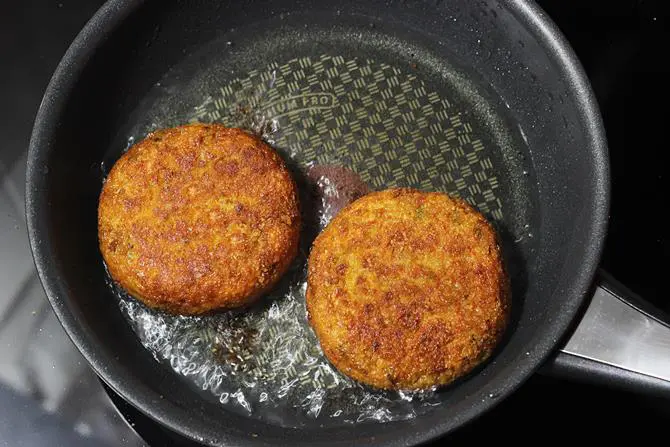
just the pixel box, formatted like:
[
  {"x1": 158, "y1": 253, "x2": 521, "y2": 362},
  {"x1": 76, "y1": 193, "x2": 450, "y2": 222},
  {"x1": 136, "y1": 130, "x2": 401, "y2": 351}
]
[
  {"x1": 306, "y1": 188, "x2": 509, "y2": 390},
  {"x1": 98, "y1": 124, "x2": 300, "y2": 315}
]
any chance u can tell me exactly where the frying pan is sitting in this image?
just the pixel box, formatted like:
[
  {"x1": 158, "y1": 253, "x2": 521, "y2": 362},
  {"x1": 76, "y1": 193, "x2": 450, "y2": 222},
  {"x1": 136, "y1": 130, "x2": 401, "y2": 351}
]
[{"x1": 26, "y1": 0, "x2": 670, "y2": 445}]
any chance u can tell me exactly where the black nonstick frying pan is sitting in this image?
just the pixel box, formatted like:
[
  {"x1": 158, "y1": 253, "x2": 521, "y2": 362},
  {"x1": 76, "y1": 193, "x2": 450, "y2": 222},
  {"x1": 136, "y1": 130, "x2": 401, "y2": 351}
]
[{"x1": 26, "y1": 0, "x2": 670, "y2": 445}]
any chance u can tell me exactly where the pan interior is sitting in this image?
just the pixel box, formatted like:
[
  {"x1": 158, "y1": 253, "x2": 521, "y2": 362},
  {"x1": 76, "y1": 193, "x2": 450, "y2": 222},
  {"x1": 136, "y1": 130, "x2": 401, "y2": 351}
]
[{"x1": 101, "y1": 14, "x2": 538, "y2": 429}]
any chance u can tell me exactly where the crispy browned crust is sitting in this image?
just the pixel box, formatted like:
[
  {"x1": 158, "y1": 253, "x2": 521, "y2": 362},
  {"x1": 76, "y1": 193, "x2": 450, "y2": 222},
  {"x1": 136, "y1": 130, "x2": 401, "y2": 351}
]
[
  {"x1": 98, "y1": 123, "x2": 300, "y2": 315},
  {"x1": 306, "y1": 188, "x2": 510, "y2": 390}
]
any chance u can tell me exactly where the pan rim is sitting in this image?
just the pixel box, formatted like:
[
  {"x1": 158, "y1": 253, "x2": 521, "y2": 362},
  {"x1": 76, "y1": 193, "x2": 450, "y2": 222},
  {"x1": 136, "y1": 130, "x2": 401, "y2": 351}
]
[{"x1": 25, "y1": 0, "x2": 609, "y2": 445}]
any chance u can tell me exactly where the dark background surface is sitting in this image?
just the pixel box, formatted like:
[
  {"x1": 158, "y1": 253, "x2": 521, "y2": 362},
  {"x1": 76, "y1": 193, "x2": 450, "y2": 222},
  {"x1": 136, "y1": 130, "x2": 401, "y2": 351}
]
[{"x1": 0, "y1": 0, "x2": 668, "y2": 445}]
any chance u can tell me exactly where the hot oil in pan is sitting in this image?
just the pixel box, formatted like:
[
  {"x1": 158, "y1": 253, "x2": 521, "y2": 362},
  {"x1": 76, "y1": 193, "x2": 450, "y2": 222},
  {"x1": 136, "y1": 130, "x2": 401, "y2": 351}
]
[{"x1": 106, "y1": 17, "x2": 538, "y2": 428}]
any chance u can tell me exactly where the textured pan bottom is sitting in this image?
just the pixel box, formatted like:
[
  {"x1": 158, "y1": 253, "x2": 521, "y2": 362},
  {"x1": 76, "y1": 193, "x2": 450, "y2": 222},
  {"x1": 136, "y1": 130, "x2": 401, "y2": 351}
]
[{"x1": 103, "y1": 18, "x2": 537, "y2": 428}]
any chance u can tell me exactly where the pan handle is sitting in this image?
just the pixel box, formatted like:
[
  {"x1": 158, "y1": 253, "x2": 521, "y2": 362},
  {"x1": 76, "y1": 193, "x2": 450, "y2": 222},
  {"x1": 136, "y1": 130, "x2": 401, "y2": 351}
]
[{"x1": 542, "y1": 270, "x2": 670, "y2": 396}]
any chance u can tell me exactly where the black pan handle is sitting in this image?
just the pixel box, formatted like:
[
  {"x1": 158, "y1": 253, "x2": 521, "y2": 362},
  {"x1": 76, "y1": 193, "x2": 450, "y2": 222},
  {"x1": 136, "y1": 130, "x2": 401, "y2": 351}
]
[{"x1": 542, "y1": 270, "x2": 670, "y2": 396}]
